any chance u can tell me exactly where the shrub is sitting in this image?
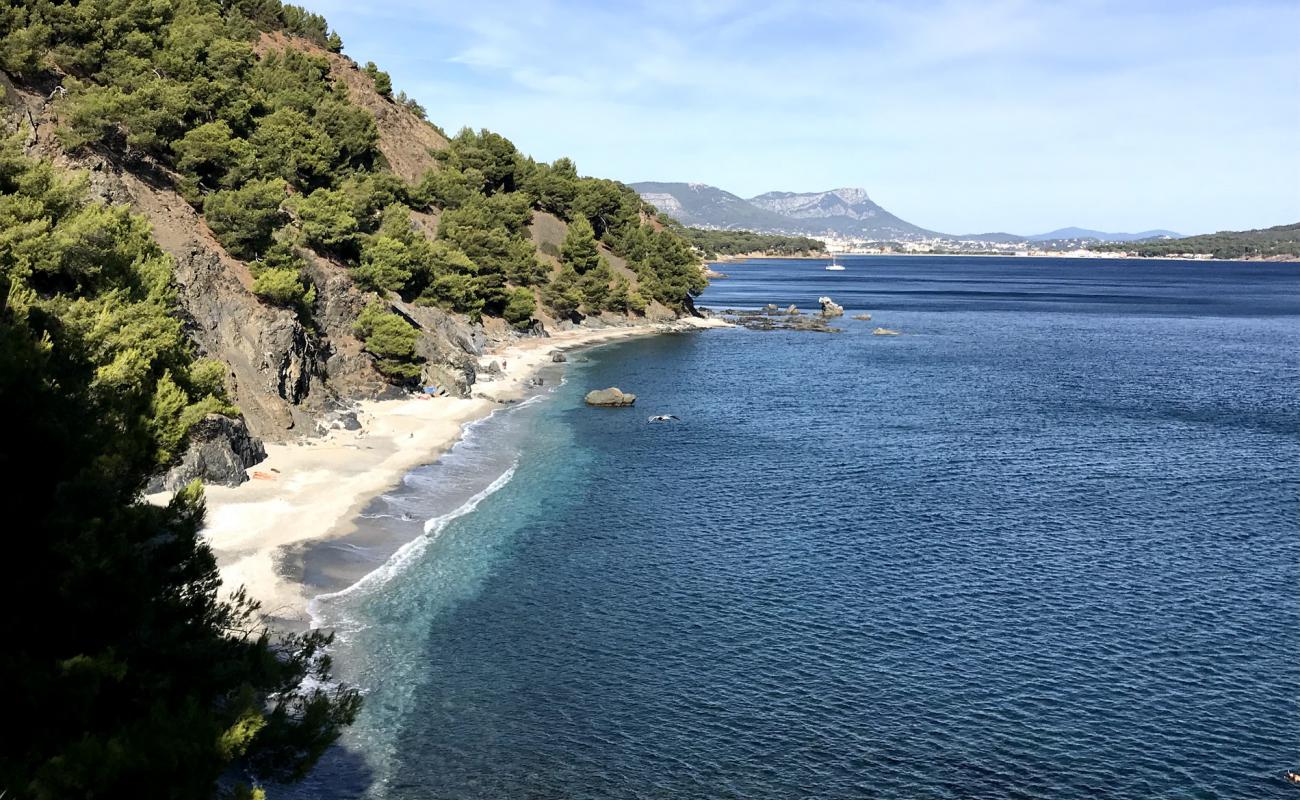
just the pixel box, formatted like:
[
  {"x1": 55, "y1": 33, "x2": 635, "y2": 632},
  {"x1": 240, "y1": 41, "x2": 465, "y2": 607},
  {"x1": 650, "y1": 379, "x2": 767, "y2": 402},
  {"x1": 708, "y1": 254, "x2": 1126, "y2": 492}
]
[
  {"x1": 352, "y1": 300, "x2": 421, "y2": 381},
  {"x1": 502, "y1": 287, "x2": 536, "y2": 330},
  {"x1": 203, "y1": 179, "x2": 288, "y2": 259}
]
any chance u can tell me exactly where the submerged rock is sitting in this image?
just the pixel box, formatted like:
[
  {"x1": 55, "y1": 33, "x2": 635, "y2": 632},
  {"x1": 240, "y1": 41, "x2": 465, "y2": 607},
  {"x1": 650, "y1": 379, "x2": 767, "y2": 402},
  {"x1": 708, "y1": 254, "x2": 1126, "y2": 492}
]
[
  {"x1": 852, "y1": 313, "x2": 873, "y2": 321},
  {"x1": 873, "y1": 327, "x2": 901, "y2": 336},
  {"x1": 711, "y1": 308, "x2": 842, "y2": 334},
  {"x1": 147, "y1": 414, "x2": 267, "y2": 491},
  {"x1": 819, "y1": 296, "x2": 845, "y2": 317},
  {"x1": 585, "y1": 387, "x2": 637, "y2": 407}
]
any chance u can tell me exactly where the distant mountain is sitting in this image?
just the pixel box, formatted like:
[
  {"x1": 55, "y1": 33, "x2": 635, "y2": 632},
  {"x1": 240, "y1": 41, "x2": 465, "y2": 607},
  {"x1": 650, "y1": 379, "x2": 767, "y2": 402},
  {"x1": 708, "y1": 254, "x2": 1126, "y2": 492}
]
[
  {"x1": 1026, "y1": 227, "x2": 1183, "y2": 242},
  {"x1": 630, "y1": 182, "x2": 796, "y2": 232},
  {"x1": 631, "y1": 182, "x2": 936, "y2": 240},
  {"x1": 631, "y1": 181, "x2": 1183, "y2": 244},
  {"x1": 746, "y1": 188, "x2": 938, "y2": 239}
]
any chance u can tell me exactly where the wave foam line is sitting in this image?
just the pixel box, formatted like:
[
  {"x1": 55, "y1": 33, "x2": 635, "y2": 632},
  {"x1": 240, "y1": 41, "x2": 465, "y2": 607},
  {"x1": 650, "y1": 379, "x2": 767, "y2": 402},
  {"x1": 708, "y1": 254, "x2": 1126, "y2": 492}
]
[{"x1": 308, "y1": 460, "x2": 519, "y2": 624}]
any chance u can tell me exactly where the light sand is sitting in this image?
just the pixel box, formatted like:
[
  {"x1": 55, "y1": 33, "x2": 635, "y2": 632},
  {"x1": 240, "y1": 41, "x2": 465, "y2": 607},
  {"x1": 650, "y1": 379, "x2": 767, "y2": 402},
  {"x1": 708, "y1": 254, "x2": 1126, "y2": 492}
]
[{"x1": 156, "y1": 317, "x2": 728, "y2": 626}]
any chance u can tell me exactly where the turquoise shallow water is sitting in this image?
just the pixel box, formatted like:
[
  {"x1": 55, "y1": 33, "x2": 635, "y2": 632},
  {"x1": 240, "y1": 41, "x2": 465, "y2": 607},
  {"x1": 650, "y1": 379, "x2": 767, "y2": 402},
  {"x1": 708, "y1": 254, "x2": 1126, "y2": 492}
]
[{"x1": 291, "y1": 256, "x2": 1300, "y2": 799}]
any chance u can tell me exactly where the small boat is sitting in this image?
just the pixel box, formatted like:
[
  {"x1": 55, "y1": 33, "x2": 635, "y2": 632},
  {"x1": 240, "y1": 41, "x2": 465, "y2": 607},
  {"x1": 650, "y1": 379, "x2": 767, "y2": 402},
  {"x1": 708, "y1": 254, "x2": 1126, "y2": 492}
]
[{"x1": 825, "y1": 252, "x2": 846, "y2": 271}]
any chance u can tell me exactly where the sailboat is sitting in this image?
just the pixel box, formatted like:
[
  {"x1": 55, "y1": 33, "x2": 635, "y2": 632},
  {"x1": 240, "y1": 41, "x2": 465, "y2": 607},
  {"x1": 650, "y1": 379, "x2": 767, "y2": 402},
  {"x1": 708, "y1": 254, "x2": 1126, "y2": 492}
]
[{"x1": 825, "y1": 252, "x2": 846, "y2": 271}]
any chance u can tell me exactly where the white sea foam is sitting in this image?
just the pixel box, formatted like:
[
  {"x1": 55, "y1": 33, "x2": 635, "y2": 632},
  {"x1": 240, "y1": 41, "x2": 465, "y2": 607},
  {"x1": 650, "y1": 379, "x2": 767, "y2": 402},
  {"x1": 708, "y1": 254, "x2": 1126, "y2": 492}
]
[{"x1": 307, "y1": 461, "x2": 519, "y2": 627}]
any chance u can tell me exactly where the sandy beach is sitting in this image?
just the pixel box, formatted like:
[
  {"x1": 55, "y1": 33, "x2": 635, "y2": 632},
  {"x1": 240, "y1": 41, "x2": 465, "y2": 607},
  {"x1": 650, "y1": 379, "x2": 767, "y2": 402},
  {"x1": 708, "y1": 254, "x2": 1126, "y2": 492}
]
[{"x1": 154, "y1": 317, "x2": 727, "y2": 627}]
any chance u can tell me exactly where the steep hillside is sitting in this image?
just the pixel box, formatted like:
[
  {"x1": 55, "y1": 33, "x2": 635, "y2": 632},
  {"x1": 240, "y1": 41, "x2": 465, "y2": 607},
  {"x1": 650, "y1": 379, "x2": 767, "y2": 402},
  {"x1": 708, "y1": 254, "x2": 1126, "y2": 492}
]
[{"x1": 1, "y1": 0, "x2": 706, "y2": 468}]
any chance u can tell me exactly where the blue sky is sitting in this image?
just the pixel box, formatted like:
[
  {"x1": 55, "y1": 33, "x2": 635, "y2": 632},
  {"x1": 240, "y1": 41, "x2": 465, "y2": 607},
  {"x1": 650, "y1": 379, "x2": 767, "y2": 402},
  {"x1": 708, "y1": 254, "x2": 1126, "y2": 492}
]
[{"x1": 305, "y1": 1, "x2": 1299, "y2": 235}]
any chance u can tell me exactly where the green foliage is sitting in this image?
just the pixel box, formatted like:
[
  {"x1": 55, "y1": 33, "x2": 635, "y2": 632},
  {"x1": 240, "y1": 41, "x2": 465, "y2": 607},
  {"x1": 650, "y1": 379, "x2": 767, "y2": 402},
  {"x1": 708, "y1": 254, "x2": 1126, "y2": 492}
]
[
  {"x1": 288, "y1": 187, "x2": 359, "y2": 256},
  {"x1": 187, "y1": 357, "x2": 231, "y2": 400},
  {"x1": 522, "y1": 157, "x2": 579, "y2": 218},
  {"x1": 561, "y1": 216, "x2": 601, "y2": 274},
  {"x1": 503, "y1": 287, "x2": 537, "y2": 330},
  {"x1": 574, "y1": 178, "x2": 640, "y2": 242},
  {"x1": 435, "y1": 128, "x2": 527, "y2": 196},
  {"x1": 0, "y1": 140, "x2": 360, "y2": 797},
  {"x1": 579, "y1": 256, "x2": 615, "y2": 312},
  {"x1": 364, "y1": 60, "x2": 393, "y2": 97},
  {"x1": 353, "y1": 300, "x2": 421, "y2": 381},
  {"x1": 250, "y1": 107, "x2": 339, "y2": 189},
  {"x1": 1092, "y1": 223, "x2": 1300, "y2": 260},
  {"x1": 172, "y1": 120, "x2": 255, "y2": 196},
  {"x1": 249, "y1": 243, "x2": 315, "y2": 314},
  {"x1": 252, "y1": 266, "x2": 309, "y2": 305},
  {"x1": 394, "y1": 90, "x2": 427, "y2": 119},
  {"x1": 542, "y1": 265, "x2": 584, "y2": 318},
  {"x1": 203, "y1": 179, "x2": 288, "y2": 260},
  {"x1": 438, "y1": 196, "x2": 544, "y2": 294},
  {"x1": 682, "y1": 227, "x2": 827, "y2": 258}
]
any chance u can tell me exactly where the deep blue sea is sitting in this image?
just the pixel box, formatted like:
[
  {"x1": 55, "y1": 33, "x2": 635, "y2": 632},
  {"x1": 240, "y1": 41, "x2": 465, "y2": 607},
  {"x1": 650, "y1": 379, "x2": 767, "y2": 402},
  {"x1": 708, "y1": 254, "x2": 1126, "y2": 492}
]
[{"x1": 294, "y1": 256, "x2": 1300, "y2": 799}]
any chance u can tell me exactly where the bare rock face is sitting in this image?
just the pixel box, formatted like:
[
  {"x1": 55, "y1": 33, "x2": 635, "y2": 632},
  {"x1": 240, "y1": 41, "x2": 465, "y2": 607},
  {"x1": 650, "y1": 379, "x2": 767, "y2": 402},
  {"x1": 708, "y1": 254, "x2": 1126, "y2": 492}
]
[
  {"x1": 585, "y1": 387, "x2": 637, "y2": 407},
  {"x1": 819, "y1": 296, "x2": 845, "y2": 317},
  {"x1": 147, "y1": 414, "x2": 267, "y2": 492},
  {"x1": 170, "y1": 243, "x2": 326, "y2": 436}
]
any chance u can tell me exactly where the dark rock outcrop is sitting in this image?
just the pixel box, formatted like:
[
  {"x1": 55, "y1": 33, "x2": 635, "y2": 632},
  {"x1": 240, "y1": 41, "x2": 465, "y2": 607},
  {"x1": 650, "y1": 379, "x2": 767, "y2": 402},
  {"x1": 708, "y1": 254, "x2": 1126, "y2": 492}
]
[
  {"x1": 147, "y1": 415, "x2": 267, "y2": 492},
  {"x1": 585, "y1": 387, "x2": 637, "y2": 407},
  {"x1": 710, "y1": 307, "x2": 842, "y2": 333}
]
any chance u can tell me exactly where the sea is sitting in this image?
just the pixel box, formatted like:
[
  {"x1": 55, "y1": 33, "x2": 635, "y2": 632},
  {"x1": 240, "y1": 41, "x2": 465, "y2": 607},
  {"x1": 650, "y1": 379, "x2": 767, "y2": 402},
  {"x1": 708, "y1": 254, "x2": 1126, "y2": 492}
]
[{"x1": 285, "y1": 255, "x2": 1300, "y2": 799}]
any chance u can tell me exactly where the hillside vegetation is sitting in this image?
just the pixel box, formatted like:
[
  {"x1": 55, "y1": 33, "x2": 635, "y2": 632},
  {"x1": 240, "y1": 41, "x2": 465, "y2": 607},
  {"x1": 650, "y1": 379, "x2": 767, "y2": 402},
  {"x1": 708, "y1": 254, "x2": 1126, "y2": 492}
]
[
  {"x1": 0, "y1": 0, "x2": 708, "y2": 796},
  {"x1": 1, "y1": 0, "x2": 705, "y2": 373},
  {"x1": 682, "y1": 227, "x2": 826, "y2": 258},
  {"x1": 0, "y1": 134, "x2": 359, "y2": 798},
  {"x1": 1093, "y1": 222, "x2": 1300, "y2": 259}
]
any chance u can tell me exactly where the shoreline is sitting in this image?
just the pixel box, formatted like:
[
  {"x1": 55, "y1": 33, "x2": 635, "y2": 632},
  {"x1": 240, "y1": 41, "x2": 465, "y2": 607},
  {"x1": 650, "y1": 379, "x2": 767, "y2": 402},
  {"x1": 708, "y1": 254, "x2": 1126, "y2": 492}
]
[
  {"x1": 708, "y1": 252, "x2": 1299, "y2": 264},
  {"x1": 161, "y1": 317, "x2": 728, "y2": 628}
]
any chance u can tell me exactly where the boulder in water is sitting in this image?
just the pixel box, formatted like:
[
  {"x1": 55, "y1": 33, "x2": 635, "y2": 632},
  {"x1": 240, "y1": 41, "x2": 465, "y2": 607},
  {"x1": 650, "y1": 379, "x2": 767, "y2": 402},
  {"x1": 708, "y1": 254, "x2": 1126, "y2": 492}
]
[
  {"x1": 873, "y1": 327, "x2": 901, "y2": 336},
  {"x1": 585, "y1": 387, "x2": 637, "y2": 407},
  {"x1": 819, "y1": 296, "x2": 845, "y2": 317},
  {"x1": 852, "y1": 313, "x2": 872, "y2": 321},
  {"x1": 550, "y1": 350, "x2": 567, "y2": 363}
]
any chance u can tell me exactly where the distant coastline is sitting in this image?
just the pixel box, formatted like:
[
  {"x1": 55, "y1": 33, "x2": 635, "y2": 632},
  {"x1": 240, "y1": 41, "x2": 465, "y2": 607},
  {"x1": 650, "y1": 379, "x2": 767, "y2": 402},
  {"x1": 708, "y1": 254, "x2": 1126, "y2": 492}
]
[{"x1": 707, "y1": 252, "x2": 1300, "y2": 264}]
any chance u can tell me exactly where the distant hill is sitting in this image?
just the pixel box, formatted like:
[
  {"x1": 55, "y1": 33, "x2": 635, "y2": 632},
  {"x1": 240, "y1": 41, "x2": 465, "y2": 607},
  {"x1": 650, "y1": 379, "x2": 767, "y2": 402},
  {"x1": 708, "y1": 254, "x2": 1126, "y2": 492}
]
[
  {"x1": 1026, "y1": 227, "x2": 1183, "y2": 242},
  {"x1": 1092, "y1": 222, "x2": 1300, "y2": 260},
  {"x1": 632, "y1": 182, "x2": 936, "y2": 240},
  {"x1": 955, "y1": 232, "x2": 1026, "y2": 244}
]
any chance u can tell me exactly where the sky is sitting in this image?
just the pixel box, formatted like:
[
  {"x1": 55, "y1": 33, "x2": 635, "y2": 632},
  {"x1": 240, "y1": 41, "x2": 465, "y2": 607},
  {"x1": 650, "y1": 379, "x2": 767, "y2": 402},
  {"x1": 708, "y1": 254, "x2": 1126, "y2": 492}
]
[{"x1": 304, "y1": 0, "x2": 1300, "y2": 235}]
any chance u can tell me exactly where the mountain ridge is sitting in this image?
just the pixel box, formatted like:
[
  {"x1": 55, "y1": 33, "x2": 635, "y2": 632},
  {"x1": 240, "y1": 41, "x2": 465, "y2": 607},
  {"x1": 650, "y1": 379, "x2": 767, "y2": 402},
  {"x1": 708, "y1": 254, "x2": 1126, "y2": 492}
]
[{"x1": 633, "y1": 181, "x2": 1183, "y2": 243}]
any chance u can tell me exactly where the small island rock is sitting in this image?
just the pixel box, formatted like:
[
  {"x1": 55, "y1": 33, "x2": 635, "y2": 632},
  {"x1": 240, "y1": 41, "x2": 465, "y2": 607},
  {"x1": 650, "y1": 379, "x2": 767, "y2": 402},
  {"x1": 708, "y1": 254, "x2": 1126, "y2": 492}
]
[
  {"x1": 585, "y1": 387, "x2": 637, "y2": 407},
  {"x1": 819, "y1": 296, "x2": 845, "y2": 317}
]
